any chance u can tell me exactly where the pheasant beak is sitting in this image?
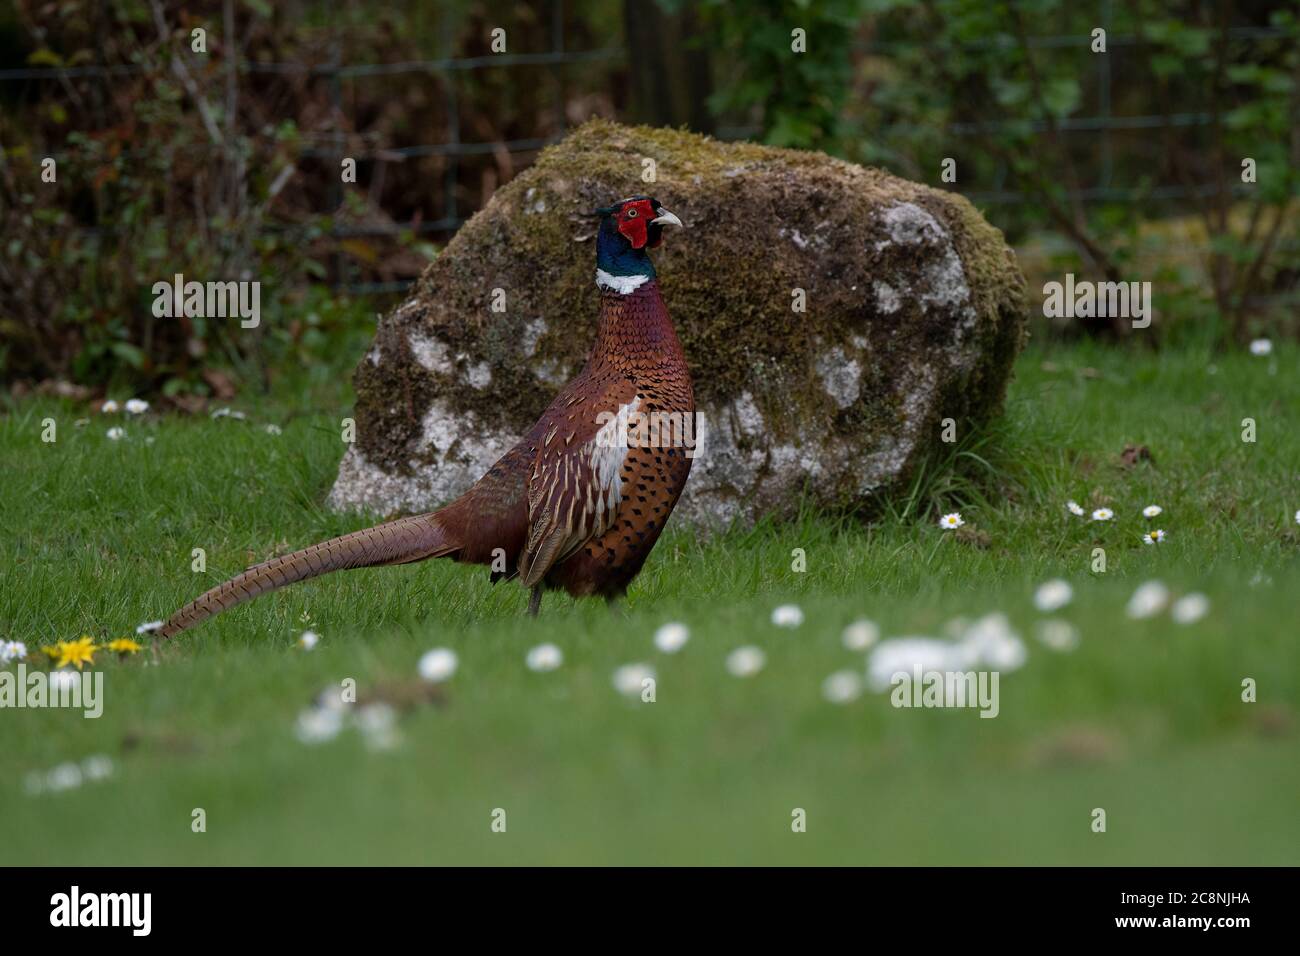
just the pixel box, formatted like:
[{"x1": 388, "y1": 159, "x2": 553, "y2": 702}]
[{"x1": 651, "y1": 209, "x2": 683, "y2": 228}]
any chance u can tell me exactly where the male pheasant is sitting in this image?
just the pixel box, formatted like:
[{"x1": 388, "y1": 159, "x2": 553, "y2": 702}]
[{"x1": 159, "y1": 196, "x2": 692, "y2": 637}]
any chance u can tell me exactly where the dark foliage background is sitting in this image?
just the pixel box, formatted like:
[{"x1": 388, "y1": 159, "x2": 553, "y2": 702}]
[{"x1": 1, "y1": 0, "x2": 1296, "y2": 399}]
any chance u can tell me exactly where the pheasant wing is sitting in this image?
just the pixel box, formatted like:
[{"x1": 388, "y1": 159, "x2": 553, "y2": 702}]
[{"x1": 519, "y1": 376, "x2": 640, "y2": 588}]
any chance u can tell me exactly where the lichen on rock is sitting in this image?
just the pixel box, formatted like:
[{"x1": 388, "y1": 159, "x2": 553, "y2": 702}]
[{"x1": 327, "y1": 118, "x2": 1028, "y2": 526}]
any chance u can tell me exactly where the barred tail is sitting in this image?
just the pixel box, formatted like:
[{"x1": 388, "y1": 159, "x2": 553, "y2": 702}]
[{"x1": 159, "y1": 514, "x2": 456, "y2": 638}]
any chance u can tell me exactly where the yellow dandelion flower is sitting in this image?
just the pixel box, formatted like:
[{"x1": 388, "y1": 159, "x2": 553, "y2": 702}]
[
  {"x1": 105, "y1": 637, "x2": 144, "y2": 655},
  {"x1": 55, "y1": 636, "x2": 98, "y2": 670},
  {"x1": 41, "y1": 645, "x2": 61, "y2": 660}
]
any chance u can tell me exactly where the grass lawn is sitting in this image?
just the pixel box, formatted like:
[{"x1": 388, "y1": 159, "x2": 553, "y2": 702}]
[{"x1": 2, "y1": 340, "x2": 1297, "y2": 865}]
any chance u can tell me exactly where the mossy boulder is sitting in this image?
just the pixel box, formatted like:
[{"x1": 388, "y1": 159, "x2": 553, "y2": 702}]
[{"x1": 327, "y1": 119, "x2": 1028, "y2": 526}]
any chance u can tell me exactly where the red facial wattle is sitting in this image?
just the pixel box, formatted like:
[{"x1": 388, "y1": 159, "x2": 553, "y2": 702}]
[{"x1": 615, "y1": 200, "x2": 657, "y2": 249}]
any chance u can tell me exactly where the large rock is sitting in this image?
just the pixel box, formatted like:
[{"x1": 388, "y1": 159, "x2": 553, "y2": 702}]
[{"x1": 327, "y1": 119, "x2": 1027, "y2": 526}]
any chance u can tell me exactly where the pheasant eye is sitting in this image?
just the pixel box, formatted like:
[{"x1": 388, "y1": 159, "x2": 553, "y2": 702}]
[{"x1": 625, "y1": 208, "x2": 638, "y2": 218}]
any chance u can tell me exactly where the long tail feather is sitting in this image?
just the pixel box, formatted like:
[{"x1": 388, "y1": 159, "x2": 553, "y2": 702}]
[{"x1": 159, "y1": 514, "x2": 455, "y2": 638}]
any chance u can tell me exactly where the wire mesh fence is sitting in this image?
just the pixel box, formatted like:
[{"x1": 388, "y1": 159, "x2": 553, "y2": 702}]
[
  {"x1": 2, "y1": 7, "x2": 1290, "y2": 299},
  {"x1": 3, "y1": 38, "x2": 625, "y2": 294}
]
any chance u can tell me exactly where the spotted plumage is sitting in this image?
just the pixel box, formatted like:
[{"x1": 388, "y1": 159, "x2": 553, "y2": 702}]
[{"x1": 159, "y1": 196, "x2": 691, "y2": 637}]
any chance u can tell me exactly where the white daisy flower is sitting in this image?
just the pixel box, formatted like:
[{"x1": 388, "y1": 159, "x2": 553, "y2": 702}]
[
  {"x1": 653, "y1": 622, "x2": 690, "y2": 653},
  {"x1": 1249, "y1": 338, "x2": 1272, "y2": 356},
  {"x1": 355, "y1": 702, "x2": 396, "y2": 733},
  {"x1": 867, "y1": 638, "x2": 968, "y2": 692},
  {"x1": 0, "y1": 640, "x2": 27, "y2": 663},
  {"x1": 1126, "y1": 580, "x2": 1170, "y2": 619},
  {"x1": 356, "y1": 703, "x2": 400, "y2": 751},
  {"x1": 525, "y1": 642, "x2": 563, "y2": 672},
  {"x1": 82, "y1": 754, "x2": 114, "y2": 781},
  {"x1": 106, "y1": 427, "x2": 125, "y2": 441},
  {"x1": 1141, "y1": 529, "x2": 1167, "y2": 545},
  {"x1": 1171, "y1": 593, "x2": 1210, "y2": 625},
  {"x1": 211, "y1": 407, "x2": 247, "y2": 420},
  {"x1": 1294, "y1": 509, "x2": 1300, "y2": 526},
  {"x1": 938, "y1": 512, "x2": 964, "y2": 530},
  {"x1": 362, "y1": 726, "x2": 401, "y2": 752},
  {"x1": 1035, "y1": 619, "x2": 1080, "y2": 652},
  {"x1": 1091, "y1": 508, "x2": 1113, "y2": 521},
  {"x1": 1142, "y1": 505, "x2": 1162, "y2": 518},
  {"x1": 959, "y1": 613, "x2": 1027, "y2": 671},
  {"x1": 297, "y1": 630, "x2": 320, "y2": 650},
  {"x1": 612, "y1": 663, "x2": 655, "y2": 697},
  {"x1": 295, "y1": 707, "x2": 344, "y2": 745},
  {"x1": 136, "y1": 620, "x2": 163, "y2": 635},
  {"x1": 264, "y1": 423, "x2": 283, "y2": 435},
  {"x1": 124, "y1": 398, "x2": 150, "y2": 415},
  {"x1": 841, "y1": 619, "x2": 880, "y2": 651},
  {"x1": 821, "y1": 670, "x2": 863, "y2": 704},
  {"x1": 100, "y1": 399, "x2": 120, "y2": 414},
  {"x1": 353, "y1": 702, "x2": 392, "y2": 733},
  {"x1": 417, "y1": 647, "x2": 458, "y2": 683},
  {"x1": 726, "y1": 646, "x2": 766, "y2": 678},
  {"x1": 1067, "y1": 500, "x2": 1085, "y2": 516},
  {"x1": 1033, "y1": 579, "x2": 1073, "y2": 612},
  {"x1": 46, "y1": 762, "x2": 84, "y2": 792},
  {"x1": 314, "y1": 686, "x2": 351, "y2": 713},
  {"x1": 771, "y1": 604, "x2": 804, "y2": 628}
]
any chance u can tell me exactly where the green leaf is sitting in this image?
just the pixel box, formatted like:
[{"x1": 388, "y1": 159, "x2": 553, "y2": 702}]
[
  {"x1": 111, "y1": 342, "x2": 147, "y2": 369},
  {"x1": 1041, "y1": 77, "x2": 1080, "y2": 117},
  {"x1": 26, "y1": 48, "x2": 64, "y2": 67}
]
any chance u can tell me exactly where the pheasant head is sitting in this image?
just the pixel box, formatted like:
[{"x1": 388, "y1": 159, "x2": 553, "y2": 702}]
[{"x1": 594, "y1": 196, "x2": 682, "y2": 293}]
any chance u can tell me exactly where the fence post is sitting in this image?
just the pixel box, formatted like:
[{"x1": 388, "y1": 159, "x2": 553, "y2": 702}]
[
  {"x1": 440, "y1": 15, "x2": 460, "y2": 228},
  {"x1": 327, "y1": 42, "x2": 347, "y2": 289},
  {"x1": 552, "y1": 0, "x2": 566, "y2": 135},
  {"x1": 1098, "y1": 0, "x2": 1112, "y2": 190}
]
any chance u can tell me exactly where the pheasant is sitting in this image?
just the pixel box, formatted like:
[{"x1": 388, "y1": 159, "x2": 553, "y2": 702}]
[{"x1": 159, "y1": 196, "x2": 692, "y2": 637}]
